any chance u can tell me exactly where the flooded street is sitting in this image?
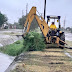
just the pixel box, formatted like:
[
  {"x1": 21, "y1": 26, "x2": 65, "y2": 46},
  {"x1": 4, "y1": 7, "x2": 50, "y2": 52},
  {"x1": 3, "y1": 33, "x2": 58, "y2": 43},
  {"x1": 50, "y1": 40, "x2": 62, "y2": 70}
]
[{"x1": 0, "y1": 53, "x2": 15, "y2": 72}]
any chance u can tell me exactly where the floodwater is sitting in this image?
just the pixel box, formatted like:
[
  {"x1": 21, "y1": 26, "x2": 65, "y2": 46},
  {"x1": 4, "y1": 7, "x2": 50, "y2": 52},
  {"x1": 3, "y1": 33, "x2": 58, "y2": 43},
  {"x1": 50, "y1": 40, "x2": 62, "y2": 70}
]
[{"x1": 0, "y1": 53, "x2": 15, "y2": 72}]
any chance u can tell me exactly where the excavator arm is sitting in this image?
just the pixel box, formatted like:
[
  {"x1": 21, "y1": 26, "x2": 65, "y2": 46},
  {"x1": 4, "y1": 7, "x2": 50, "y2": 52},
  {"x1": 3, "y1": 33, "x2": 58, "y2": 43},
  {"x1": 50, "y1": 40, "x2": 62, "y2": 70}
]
[{"x1": 24, "y1": 7, "x2": 49, "y2": 37}]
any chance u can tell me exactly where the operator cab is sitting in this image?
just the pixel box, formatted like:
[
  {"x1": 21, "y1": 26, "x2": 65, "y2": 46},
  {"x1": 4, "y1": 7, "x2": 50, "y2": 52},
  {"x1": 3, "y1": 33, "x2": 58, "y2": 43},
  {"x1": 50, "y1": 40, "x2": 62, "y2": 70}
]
[
  {"x1": 47, "y1": 16, "x2": 62, "y2": 37},
  {"x1": 47, "y1": 16, "x2": 61, "y2": 30}
]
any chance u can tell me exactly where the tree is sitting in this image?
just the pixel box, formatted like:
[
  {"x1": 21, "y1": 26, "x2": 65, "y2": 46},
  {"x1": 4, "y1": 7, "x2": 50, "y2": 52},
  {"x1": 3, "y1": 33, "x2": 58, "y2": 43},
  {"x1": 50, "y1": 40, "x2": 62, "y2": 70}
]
[
  {"x1": 18, "y1": 15, "x2": 27, "y2": 25},
  {"x1": 66, "y1": 27, "x2": 71, "y2": 31},
  {"x1": 14, "y1": 22, "x2": 19, "y2": 25},
  {"x1": 0, "y1": 12, "x2": 8, "y2": 27},
  {"x1": 18, "y1": 15, "x2": 39, "y2": 30},
  {"x1": 71, "y1": 28, "x2": 72, "y2": 33}
]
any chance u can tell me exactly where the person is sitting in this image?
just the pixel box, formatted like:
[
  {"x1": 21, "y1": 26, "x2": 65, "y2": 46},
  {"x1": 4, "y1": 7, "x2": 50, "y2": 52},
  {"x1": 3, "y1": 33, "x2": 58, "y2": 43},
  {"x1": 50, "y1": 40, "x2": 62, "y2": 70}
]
[
  {"x1": 50, "y1": 22, "x2": 57, "y2": 30},
  {"x1": 49, "y1": 22, "x2": 59, "y2": 43},
  {"x1": 49, "y1": 22, "x2": 57, "y2": 36}
]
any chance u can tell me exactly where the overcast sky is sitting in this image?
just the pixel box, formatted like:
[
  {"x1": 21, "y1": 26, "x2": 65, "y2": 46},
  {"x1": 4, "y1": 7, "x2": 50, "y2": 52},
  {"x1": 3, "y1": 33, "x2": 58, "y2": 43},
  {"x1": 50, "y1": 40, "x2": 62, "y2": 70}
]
[{"x1": 0, "y1": 0, "x2": 72, "y2": 27}]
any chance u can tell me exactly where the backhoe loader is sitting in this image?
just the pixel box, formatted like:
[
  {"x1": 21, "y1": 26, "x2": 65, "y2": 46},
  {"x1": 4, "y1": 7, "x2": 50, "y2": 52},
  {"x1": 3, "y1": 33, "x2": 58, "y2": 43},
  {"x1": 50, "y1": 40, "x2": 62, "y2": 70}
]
[{"x1": 22, "y1": 7, "x2": 66, "y2": 48}]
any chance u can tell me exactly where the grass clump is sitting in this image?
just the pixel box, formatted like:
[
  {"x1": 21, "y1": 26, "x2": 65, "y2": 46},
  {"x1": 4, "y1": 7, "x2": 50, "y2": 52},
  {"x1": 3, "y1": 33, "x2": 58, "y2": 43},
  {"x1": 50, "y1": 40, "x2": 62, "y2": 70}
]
[
  {"x1": 0, "y1": 40, "x2": 24, "y2": 56},
  {"x1": 23, "y1": 31, "x2": 46, "y2": 51},
  {"x1": 15, "y1": 40, "x2": 21, "y2": 44}
]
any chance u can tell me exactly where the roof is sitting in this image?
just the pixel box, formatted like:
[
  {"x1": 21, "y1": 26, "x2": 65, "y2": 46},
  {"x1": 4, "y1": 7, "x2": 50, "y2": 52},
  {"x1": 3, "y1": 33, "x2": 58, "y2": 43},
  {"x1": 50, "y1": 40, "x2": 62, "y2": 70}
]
[{"x1": 47, "y1": 16, "x2": 61, "y2": 19}]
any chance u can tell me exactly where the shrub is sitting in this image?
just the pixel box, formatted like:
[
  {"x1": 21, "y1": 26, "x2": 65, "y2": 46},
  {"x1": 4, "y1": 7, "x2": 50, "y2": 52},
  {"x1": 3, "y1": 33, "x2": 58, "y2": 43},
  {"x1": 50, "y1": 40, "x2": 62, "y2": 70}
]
[
  {"x1": 23, "y1": 31, "x2": 46, "y2": 51},
  {"x1": 15, "y1": 40, "x2": 21, "y2": 44},
  {"x1": 5, "y1": 45, "x2": 23, "y2": 56},
  {"x1": 0, "y1": 40, "x2": 24, "y2": 56},
  {"x1": 0, "y1": 32, "x2": 46, "y2": 56},
  {"x1": 71, "y1": 28, "x2": 72, "y2": 33}
]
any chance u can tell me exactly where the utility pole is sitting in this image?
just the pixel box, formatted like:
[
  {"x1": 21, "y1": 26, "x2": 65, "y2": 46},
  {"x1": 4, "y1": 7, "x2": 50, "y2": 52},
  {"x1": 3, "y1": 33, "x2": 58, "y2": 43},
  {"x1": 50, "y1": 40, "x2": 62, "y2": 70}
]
[
  {"x1": 22, "y1": 10, "x2": 24, "y2": 17},
  {"x1": 44, "y1": 0, "x2": 46, "y2": 20},
  {"x1": 26, "y1": 3, "x2": 28, "y2": 15},
  {"x1": 22, "y1": 10, "x2": 24, "y2": 33},
  {"x1": 64, "y1": 16, "x2": 66, "y2": 30}
]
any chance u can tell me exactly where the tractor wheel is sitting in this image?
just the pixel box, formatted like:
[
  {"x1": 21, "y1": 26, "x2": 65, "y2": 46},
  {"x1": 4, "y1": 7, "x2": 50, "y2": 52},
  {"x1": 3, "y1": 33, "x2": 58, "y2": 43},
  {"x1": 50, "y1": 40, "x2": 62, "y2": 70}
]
[{"x1": 59, "y1": 33, "x2": 65, "y2": 49}]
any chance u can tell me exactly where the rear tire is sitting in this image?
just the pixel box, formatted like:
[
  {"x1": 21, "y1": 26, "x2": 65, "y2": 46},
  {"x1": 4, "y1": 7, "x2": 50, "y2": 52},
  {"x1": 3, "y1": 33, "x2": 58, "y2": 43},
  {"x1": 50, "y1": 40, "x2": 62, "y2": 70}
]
[{"x1": 59, "y1": 33, "x2": 65, "y2": 49}]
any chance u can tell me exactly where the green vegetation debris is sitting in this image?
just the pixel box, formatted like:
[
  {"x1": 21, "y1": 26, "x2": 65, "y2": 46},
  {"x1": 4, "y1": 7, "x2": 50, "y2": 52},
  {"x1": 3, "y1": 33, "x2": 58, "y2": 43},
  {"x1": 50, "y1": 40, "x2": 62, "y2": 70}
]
[
  {"x1": 23, "y1": 31, "x2": 46, "y2": 51},
  {"x1": 0, "y1": 39, "x2": 24, "y2": 56},
  {"x1": 0, "y1": 31, "x2": 46, "y2": 56}
]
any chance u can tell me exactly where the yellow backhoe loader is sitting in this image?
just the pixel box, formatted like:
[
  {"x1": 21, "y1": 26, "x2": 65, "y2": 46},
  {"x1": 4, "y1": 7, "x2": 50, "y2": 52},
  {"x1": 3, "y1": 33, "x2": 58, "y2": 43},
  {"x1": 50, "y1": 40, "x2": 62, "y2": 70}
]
[{"x1": 22, "y1": 7, "x2": 66, "y2": 48}]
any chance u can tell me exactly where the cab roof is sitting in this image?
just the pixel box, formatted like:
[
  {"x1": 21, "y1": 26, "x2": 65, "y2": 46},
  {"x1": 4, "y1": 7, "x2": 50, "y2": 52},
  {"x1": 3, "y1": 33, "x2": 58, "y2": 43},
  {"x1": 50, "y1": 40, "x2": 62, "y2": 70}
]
[{"x1": 47, "y1": 16, "x2": 61, "y2": 19}]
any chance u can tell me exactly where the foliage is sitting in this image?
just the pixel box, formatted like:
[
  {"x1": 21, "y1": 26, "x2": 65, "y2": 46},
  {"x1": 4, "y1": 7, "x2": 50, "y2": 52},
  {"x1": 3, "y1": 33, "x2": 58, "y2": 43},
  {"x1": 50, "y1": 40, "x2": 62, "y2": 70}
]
[
  {"x1": 30, "y1": 18, "x2": 39, "y2": 30},
  {"x1": 14, "y1": 22, "x2": 19, "y2": 25},
  {"x1": 16, "y1": 24, "x2": 24, "y2": 29},
  {"x1": 0, "y1": 32, "x2": 45, "y2": 56},
  {"x1": 66, "y1": 27, "x2": 71, "y2": 31},
  {"x1": 0, "y1": 12, "x2": 8, "y2": 26},
  {"x1": 18, "y1": 15, "x2": 38, "y2": 30},
  {"x1": 0, "y1": 40, "x2": 24, "y2": 56},
  {"x1": 23, "y1": 31, "x2": 46, "y2": 51},
  {"x1": 15, "y1": 40, "x2": 21, "y2": 44},
  {"x1": 71, "y1": 28, "x2": 72, "y2": 33},
  {"x1": 18, "y1": 15, "x2": 27, "y2": 25}
]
